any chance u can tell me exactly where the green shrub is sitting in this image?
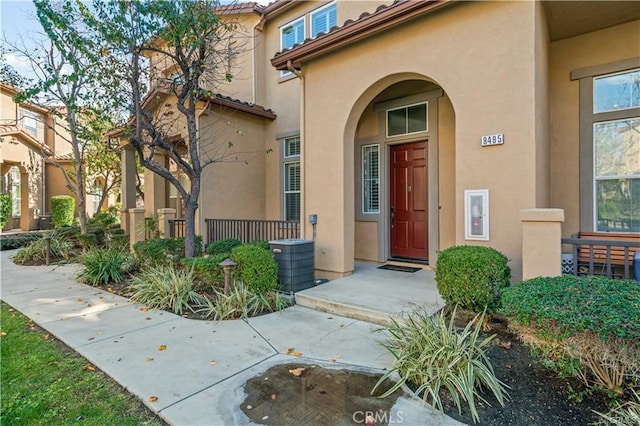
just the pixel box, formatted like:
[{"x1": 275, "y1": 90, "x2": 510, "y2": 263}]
[
  {"x1": 0, "y1": 193, "x2": 10, "y2": 228},
  {"x1": 230, "y1": 244, "x2": 278, "y2": 294},
  {"x1": 128, "y1": 265, "x2": 207, "y2": 315},
  {"x1": 250, "y1": 240, "x2": 270, "y2": 251},
  {"x1": 206, "y1": 238, "x2": 242, "y2": 256},
  {"x1": 199, "y1": 281, "x2": 289, "y2": 321},
  {"x1": 133, "y1": 236, "x2": 203, "y2": 264},
  {"x1": 51, "y1": 195, "x2": 75, "y2": 228},
  {"x1": 501, "y1": 275, "x2": 640, "y2": 341},
  {"x1": 13, "y1": 235, "x2": 74, "y2": 264},
  {"x1": 0, "y1": 232, "x2": 42, "y2": 250},
  {"x1": 109, "y1": 234, "x2": 130, "y2": 252},
  {"x1": 77, "y1": 248, "x2": 135, "y2": 286},
  {"x1": 373, "y1": 308, "x2": 508, "y2": 424},
  {"x1": 180, "y1": 255, "x2": 226, "y2": 285},
  {"x1": 435, "y1": 245, "x2": 511, "y2": 313}
]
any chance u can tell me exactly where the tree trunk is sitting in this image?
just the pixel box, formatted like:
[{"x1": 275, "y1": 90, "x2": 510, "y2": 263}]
[{"x1": 184, "y1": 198, "x2": 198, "y2": 258}]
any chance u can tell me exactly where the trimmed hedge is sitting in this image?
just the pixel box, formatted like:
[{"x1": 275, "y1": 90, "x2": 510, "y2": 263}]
[
  {"x1": 133, "y1": 236, "x2": 203, "y2": 264},
  {"x1": 206, "y1": 238, "x2": 242, "y2": 256},
  {"x1": 51, "y1": 195, "x2": 75, "y2": 228},
  {"x1": 230, "y1": 244, "x2": 278, "y2": 294},
  {"x1": 435, "y1": 245, "x2": 511, "y2": 313},
  {"x1": 0, "y1": 193, "x2": 10, "y2": 228},
  {"x1": 501, "y1": 275, "x2": 640, "y2": 341}
]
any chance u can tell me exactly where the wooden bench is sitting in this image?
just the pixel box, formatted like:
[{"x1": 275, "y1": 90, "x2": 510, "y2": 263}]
[{"x1": 576, "y1": 232, "x2": 640, "y2": 279}]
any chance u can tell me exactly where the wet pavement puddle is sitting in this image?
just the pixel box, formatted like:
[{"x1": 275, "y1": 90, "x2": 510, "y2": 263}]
[{"x1": 241, "y1": 363, "x2": 402, "y2": 425}]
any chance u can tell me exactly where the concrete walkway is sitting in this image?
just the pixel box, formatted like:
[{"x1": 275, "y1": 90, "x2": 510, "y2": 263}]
[{"x1": 0, "y1": 250, "x2": 460, "y2": 425}]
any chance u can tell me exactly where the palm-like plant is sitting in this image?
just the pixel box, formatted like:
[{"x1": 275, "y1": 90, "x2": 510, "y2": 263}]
[{"x1": 373, "y1": 308, "x2": 508, "y2": 424}]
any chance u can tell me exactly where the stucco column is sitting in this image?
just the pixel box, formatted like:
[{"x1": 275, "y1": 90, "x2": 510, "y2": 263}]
[
  {"x1": 129, "y1": 207, "x2": 146, "y2": 249},
  {"x1": 19, "y1": 170, "x2": 30, "y2": 231},
  {"x1": 121, "y1": 145, "x2": 137, "y2": 235},
  {"x1": 520, "y1": 208, "x2": 565, "y2": 280},
  {"x1": 157, "y1": 208, "x2": 176, "y2": 238},
  {"x1": 143, "y1": 153, "x2": 168, "y2": 218}
]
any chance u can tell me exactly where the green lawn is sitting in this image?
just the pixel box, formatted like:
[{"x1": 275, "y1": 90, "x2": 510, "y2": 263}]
[{"x1": 0, "y1": 303, "x2": 163, "y2": 426}]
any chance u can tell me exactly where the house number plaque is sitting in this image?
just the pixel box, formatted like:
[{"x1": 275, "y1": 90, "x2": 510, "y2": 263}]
[{"x1": 481, "y1": 133, "x2": 504, "y2": 146}]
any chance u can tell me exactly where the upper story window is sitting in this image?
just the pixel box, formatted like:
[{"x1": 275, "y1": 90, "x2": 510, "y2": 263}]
[
  {"x1": 18, "y1": 108, "x2": 40, "y2": 138},
  {"x1": 386, "y1": 102, "x2": 427, "y2": 137},
  {"x1": 311, "y1": 2, "x2": 337, "y2": 37},
  {"x1": 280, "y1": 17, "x2": 305, "y2": 77},
  {"x1": 594, "y1": 69, "x2": 640, "y2": 113}
]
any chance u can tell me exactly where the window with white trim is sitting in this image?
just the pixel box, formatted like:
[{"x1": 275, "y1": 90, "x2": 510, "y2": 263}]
[
  {"x1": 386, "y1": 102, "x2": 427, "y2": 137},
  {"x1": 362, "y1": 144, "x2": 380, "y2": 214},
  {"x1": 18, "y1": 108, "x2": 40, "y2": 138},
  {"x1": 280, "y1": 18, "x2": 305, "y2": 77},
  {"x1": 579, "y1": 67, "x2": 640, "y2": 233},
  {"x1": 311, "y1": 2, "x2": 336, "y2": 38},
  {"x1": 10, "y1": 166, "x2": 20, "y2": 217},
  {"x1": 283, "y1": 136, "x2": 301, "y2": 221}
]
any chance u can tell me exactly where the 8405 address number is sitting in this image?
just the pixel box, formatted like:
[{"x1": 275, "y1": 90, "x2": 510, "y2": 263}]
[{"x1": 481, "y1": 134, "x2": 504, "y2": 146}]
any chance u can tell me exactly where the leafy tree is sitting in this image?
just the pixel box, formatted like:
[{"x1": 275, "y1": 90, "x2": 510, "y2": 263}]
[
  {"x1": 82, "y1": 0, "x2": 250, "y2": 257},
  {"x1": 7, "y1": 0, "x2": 108, "y2": 234}
]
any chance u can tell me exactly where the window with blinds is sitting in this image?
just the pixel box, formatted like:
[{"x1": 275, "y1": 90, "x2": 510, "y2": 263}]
[
  {"x1": 311, "y1": 2, "x2": 336, "y2": 38},
  {"x1": 283, "y1": 136, "x2": 301, "y2": 221},
  {"x1": 362, "y1": 144, "x2": 380, "y2": 214},
  {"x1": 10, "y1": 166, "x2": 20, "y2": 217},
  {"x1": 280, "y1": 18, "x2": 304, "y2": 77}
]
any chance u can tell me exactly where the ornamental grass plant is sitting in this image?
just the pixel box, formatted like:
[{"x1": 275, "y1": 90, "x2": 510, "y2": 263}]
[
  {"x1": 198, "y1": 281, "x2": 289, "y2": 321},
  {"x1": 128, "y1": 265, "x2": 207, "y2": 315},
  {"x1": 76, "y1": 248, "x2": 135, "y2": 286},
  {"x1": 373, "y1": 308, "x2": 508, "y2": 424}
]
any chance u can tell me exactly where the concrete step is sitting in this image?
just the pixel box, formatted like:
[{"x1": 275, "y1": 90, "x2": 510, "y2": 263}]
[{"x1": 295, "y1": 292, "x2": 397, "y2": 327}]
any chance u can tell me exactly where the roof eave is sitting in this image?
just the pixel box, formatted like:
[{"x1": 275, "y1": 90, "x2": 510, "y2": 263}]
[{"x1": 271, "y1": 0, "x2": 454, "y2": 70}]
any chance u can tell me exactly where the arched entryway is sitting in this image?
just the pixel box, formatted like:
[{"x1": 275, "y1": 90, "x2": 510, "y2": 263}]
[{"x1": 346, "y1": 75, "x2": 456, "y2": 266}]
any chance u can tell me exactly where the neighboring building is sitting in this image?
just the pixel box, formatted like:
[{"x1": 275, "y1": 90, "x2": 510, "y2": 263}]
[
  {"x1": 120, "y1": 0, "x2": 640, "y2": 281},
  {"x1": 0, "y1": 82, "x2": 115, "y2": 230}
]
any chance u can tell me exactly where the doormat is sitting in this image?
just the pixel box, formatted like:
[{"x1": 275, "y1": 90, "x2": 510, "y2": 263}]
[{"x1": 377, "y1": 264, "x2": 421, "y2": 273}]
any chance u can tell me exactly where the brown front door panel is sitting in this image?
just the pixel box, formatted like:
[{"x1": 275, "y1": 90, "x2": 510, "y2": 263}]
[{"x1": 390, "y1": 142, "x2": 428, "y2": 260}]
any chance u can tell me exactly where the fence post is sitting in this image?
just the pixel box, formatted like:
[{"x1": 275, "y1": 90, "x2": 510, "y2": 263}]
[
  {"x1": 520, "y1": 208, "x2": 565, "y2": 280},
  {"x1": 157, "y1": 208, "x2": 176, "y2": 238}
]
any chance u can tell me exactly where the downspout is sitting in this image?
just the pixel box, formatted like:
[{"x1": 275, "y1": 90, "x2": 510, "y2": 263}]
[{"x1": 286, "y1": 60, "x2": 306, "y2": 239}]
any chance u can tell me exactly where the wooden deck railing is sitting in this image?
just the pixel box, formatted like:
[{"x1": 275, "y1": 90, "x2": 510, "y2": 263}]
[
  {"x1": 561, "y1": 236, "x2": 640, "y2": 280},
  {"x1": 205, "y1": 218, "x2": 300, "y2": 245},
  {"x1": 169, "y1": 219, "x2": 186, "y2": 238}
]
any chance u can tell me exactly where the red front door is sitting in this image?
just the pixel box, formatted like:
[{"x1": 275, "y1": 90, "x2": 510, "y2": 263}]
[{"x1": 390, "y1": 141, "x2": 428, "y2": 260}]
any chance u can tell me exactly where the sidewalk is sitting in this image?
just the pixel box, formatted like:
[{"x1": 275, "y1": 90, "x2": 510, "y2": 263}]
[{"x1": 0, "y1": 250, "x2": 460, "y2": 425}]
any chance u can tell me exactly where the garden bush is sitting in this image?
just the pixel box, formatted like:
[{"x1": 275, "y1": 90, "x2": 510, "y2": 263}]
[
  {"x1": 133, "y1": 236, "x2": 203, "y2": 264},
  {"x1": 13, "y1": 234, "x2": 74, "y2": 264},
  {"x1": 206, "y1": 238, "x2": 241, "y2": 256},
  {"x1": 501, "y1": 275, "x2": 640, "y2": 341},
  {"x1": 435, "y1": 245, "x2": 511, "y2": 313},
  {"x1": 76, "y1": 248, "x2": 135, "y2": 286},
  {"x1": 0, "y1": 193, "x2": 11, "y2": 228},
  {"x1": 373, "y1": 308, "x2": 508, "y2": 423},
  {"x1": 0, "y1": 232, "x2": 42, "y2": 250},
  {"x1": 180, "y1": 255, "x2": 226, "y2": 285},
  {"x1": 230, "y1": 244, "x2": 278, "y2": 294},
  {"x1": 501, "y1": 275, "x2": 640, "y2": 395},
  {"x1": 50, "y1": 195, "x2": 75, "y2": 228},
  {"x1": 128, "y1": 265, "x2": 207, "y2": 315},
  {"x1": 199, "y1": 281, "x2": 289, "y2": 321}
]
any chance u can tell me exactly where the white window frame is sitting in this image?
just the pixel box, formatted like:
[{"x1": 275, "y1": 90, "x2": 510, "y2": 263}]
[
  {"x1": 311, "y1": 2, "x2": 337, "y2": 38},
  {"x1": 18, "y1": 108, "x2": 40, "y2": 138},
  {"x1": 10, "y1": 166, "x2": 20, "y2": 218},
  {"x1": 362, "y1": 144, "x2": 380, "y2": 214},
  {"x1": 282, "y1": 136, "x2": 301, "y2": 221},
  {"x1": 386, "y1": 102, "x2": 428, "y2": 138},
  {"x1": 280, "y1": 17, "x2": 305, "y2": 78}
]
